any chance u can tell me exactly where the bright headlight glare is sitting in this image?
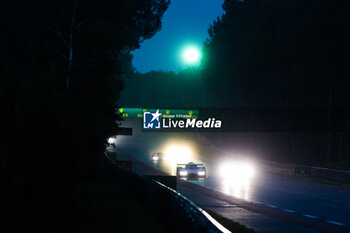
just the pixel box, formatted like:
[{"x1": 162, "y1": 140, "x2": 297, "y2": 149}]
[
  {"x1": 179, "y1": 171, "x2": 188, "y2": 176},
  {"x1": 108, "y1": 137, "x2": 115, "y2": 144},
  {"x1": 164, "y1": 145, "x2": 191, "y2": 163},
  {"x1": 220, "y1": 162, "x2": 255, "y2": 179},
  {"x1": 152, "y1": 156, "x2": 159, "y2": 161},
  {"x1": 243, "y1": 164, "x2": 255, "y2": 178},
  {"x1": 198, "y1": 171, "x2": 206, "y2": 176}
]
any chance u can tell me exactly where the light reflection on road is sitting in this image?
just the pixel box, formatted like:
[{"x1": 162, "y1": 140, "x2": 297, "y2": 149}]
[
  {"x1": 221, "y1": 178, "x2": 252, "y2": 201},
  {"x1": 117, "y1": 136, "x2": 257, "y2": 201}
]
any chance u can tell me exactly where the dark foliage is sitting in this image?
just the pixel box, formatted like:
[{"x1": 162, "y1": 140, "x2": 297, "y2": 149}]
[
  {"x1": 0, "y1": 0, "x2": 169, "y2": 231},
  {"x1": 201, "y1": 0, "x2": 350, "y2": 163},
  {"x1": 120, "y1": 68, "x2": 203, "y2": 108},
  {"x1": 203, "y1": 0, "x2": 350, "y2": 107}
]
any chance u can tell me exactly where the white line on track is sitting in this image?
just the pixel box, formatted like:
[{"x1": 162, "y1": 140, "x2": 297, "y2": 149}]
[
  {"x1": 221, "y1": 204, "x2": 237, "y2": 207},
  {"x1": 327, "y1": 220, "x2": 345, "y2": 226},
  {"x1": 302, "y1": 214, "x2": 318, "y2": 219},
  {"x1": 266, "y1": 204, "x2": 278, "y2": 208},
  {"x1": 282, "y1": 209, "x2": 296, "y2": 213}
]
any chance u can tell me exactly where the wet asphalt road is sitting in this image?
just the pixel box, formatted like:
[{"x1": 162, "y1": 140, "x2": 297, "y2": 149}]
[{"x1": 114, "y1": 134, "x2": 350, "y2": 233}]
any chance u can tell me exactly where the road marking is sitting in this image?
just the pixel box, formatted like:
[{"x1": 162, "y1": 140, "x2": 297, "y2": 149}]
[
  {"x1": 303, "y1": 214, "x2": 318, "y2": 219},
  {"x1": 221, "y1": 204, "x2": 237, "y2": 207},
  {"x1": 266, "y1": 204, "x2": 278, "y2": 208},
  {"x1": 327, "y1": 220, "x2": 345, "y2": 226},
  {"x1": 282, "y1": 209, "x2": 296, "y2": 213},
  {"x1": 272, "y1": 187, "x2": 345, "y2": 205},
  {"x1": 204, "y1": 204, "x2": 237, "y2": 208}
]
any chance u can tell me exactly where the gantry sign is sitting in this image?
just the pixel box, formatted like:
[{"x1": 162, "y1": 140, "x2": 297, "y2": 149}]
[{"x1": 116, "y1": 108, "x2": 199, "y2": 119}]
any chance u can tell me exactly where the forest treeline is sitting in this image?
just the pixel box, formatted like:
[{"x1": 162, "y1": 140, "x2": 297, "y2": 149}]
[
  {"x1": 203, "y1": 0, "x2": 350, "y2": 108},
  {"x1": 203, "y1": 0, "x2": 350, "y2": 164},
  {"x1": 0, "y1": 0, "x2": 169, "y2": 231},
  {"x1": 119, "y1": 69, "x2": 203, "y2": 108}
]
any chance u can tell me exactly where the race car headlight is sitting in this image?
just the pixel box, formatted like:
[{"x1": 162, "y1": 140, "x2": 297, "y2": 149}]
[
  {"x1": 198, "y1": 171, "x2": 206, "y2": 176},
  {"x1": 152, "y1": 156, "x2": 159, "y2": 161},
  {"x1": 108, "y1": 137, "x2": 116, "y2": 144},
  {"x1": 220, "y1": 161, "x2": 255, "y2": 179},
  {"x1": 164, "y1": 145, "x2": 192, "y2": 164},
  {"x1": 179, "y1": 171, "x2": 188, "y2": 176}
]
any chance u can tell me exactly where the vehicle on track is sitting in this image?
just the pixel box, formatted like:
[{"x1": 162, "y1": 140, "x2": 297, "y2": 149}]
[
  {"x1": 176, "y1": 162, "x2": 206, "y2": 178},
  {"x1": 151, "y1": 152, "x2": 163, "y2": 161}
]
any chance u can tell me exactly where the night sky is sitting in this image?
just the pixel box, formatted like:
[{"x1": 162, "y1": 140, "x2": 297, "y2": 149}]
[{"x1": 132, "y1": 0, "x2": 224, "y2": 73}]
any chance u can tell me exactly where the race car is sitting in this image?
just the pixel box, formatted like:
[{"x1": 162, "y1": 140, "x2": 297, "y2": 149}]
[
  {"x1": 151, "y1": 152, "x2": 163, "y2": 161},
  {"x1": 176, "y1": 162, "x2": 206, "y2": 178}
]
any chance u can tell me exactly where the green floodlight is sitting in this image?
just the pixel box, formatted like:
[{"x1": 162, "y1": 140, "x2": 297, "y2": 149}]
[{"x1": 182, "y1": 45, "x2": 201, "y2": 65}]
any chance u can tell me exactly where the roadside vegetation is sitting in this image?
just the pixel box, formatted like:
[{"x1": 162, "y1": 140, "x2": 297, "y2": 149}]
[
  {"x1": 0, "y1": 1, "x2": 170, "y2": 231},
  {"x1": 30, "y1": 180, "x2": 166, "y2": 233}
]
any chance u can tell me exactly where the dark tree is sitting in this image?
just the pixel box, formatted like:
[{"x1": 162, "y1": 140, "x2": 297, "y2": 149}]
[
  {"x1": 120, "y1": 68, "x2": 203, "y2": 108},
  {"x1": 0, "y1": 0, "x2": 169, "y2": 231},
  {"x1": 202, "y1": 0, "x2": 350, "y2": 163}
]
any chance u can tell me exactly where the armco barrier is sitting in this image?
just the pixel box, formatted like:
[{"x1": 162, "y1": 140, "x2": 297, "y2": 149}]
[
  {"x1": 259, "y1": 160, "x2": 294, "y2": 176},
  {"x1": 311, "y1": 167, "x2": 350, "y2": 184},
  {"x1": 103, "y1": 152, "x2": 230, "y2": 233},
  {"x1": 294, "y1": 166, "x2": 311, "y2": 178},
  {"x1": 258, "y1": 158, "x2": 350, "y2": 184}
]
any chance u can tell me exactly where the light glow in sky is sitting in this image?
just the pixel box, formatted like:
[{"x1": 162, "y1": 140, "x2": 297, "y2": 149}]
[
  {"x1": 132, "y1": 0, "x2": 224, "y2": 73},
  {"x1": 182, "y1": 46, "x2": 201, "y2": 65}
]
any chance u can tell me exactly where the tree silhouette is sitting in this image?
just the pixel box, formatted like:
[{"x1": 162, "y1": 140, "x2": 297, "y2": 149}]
[
  {"x1": 0, "y1": 0, "x2": 169, "y2": 231},
  {"x1": 202, "y1": 0, "x2": 350, "y2": 163}
]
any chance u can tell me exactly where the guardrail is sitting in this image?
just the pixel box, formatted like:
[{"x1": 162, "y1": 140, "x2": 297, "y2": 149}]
[
  {"x1": 311, "y1": 167, "x2": 350, "y2": 184},
  {"x1": 103, "y1": 152, "x2": 230, "y2": 233},
  {"x1": 259, "y1": 160, "x2": 294, "y2": 176},
  {"x1": 259, "y1": 159, "x2": 350, "y2": 184}
]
